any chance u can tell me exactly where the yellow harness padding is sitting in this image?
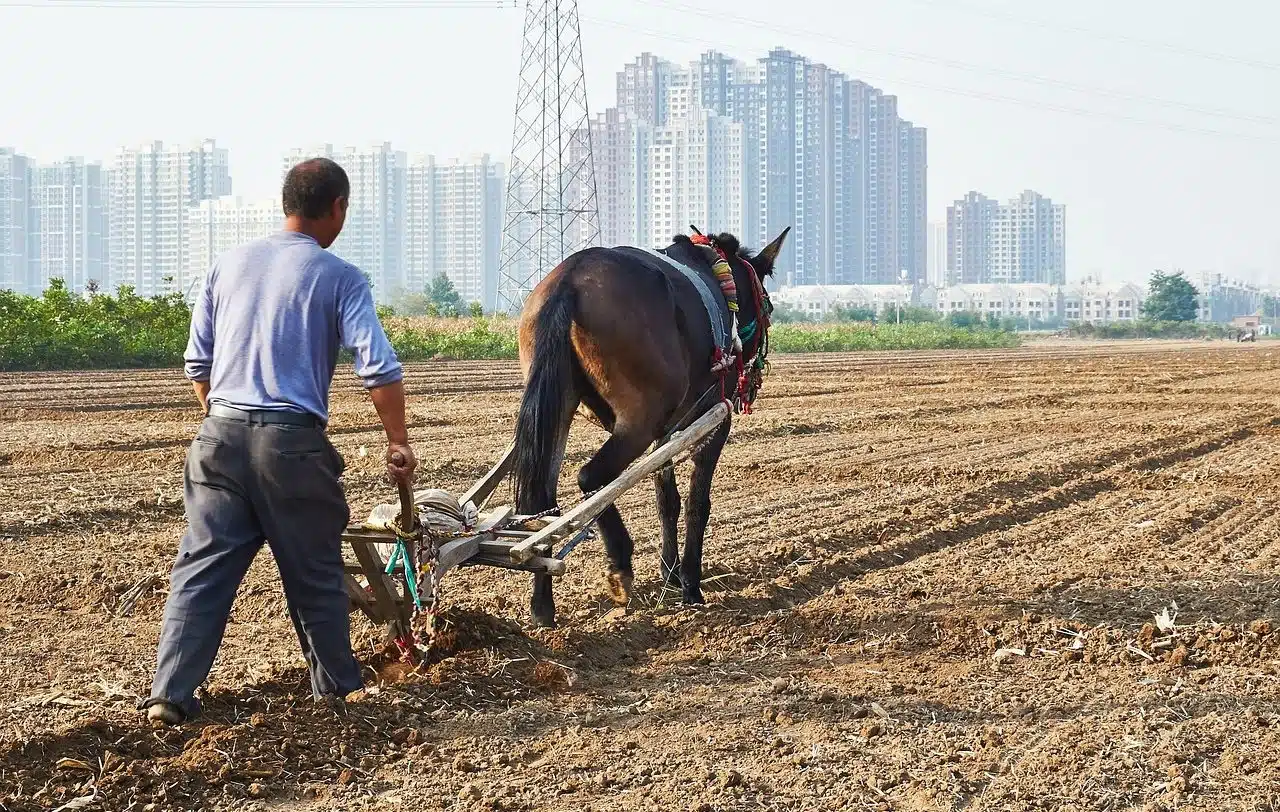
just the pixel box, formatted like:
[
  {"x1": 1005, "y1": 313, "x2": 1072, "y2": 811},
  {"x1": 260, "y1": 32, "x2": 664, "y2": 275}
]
[{"x1": 711, "y1": 258, "x2": 738, "y2": 312}]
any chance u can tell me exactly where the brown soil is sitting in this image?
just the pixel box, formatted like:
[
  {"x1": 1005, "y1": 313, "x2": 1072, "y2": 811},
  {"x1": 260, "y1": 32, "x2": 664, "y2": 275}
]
[{"x1": 1, "y1": 342, "x2": 1279, "y2": 811}]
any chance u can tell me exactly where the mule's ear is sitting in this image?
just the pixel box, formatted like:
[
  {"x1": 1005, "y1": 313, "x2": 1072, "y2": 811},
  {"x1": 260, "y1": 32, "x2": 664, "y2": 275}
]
[
  {"x1": 755, "y1": 226, "x2": 790, "y2": 273},
  {"x1": 689, "y1": 224, "x2": 703, "y2": 236}
]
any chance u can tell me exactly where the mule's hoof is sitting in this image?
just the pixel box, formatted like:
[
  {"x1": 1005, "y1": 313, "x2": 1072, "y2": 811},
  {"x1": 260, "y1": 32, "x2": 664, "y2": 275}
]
[
  {"x1": 606, "y1": 570, "x2": 634, "y2": 606},
  {"x1": 530, "y1": 613, "x2": 557, "y2": 629},
  {"x1": 682, "y1": 589, "x2": 706, "y2": 606}
]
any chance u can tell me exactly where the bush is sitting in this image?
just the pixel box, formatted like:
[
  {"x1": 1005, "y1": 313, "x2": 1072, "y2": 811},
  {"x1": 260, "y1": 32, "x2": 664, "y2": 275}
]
[
  {"x1": 1063, "y1": 320, "x2": 1228, "y2": 340},
  {"x1": 769, "y1": 322, "x2": 1021, "y2": 352},
  {"x1": 380, "y1": 316, "x2": 518, "y2": 361},
  {"x1": 2, "y1": 285, "x2": 1030, "y2": 371},
  {"x1": 0, "y1": 280, "x2": 191, "y2": 371},
  {"x1": 833, "y1": 305, "x2": 877, "y2": 323},
  {"x1": 771, "y1": 300, "x2": 810, "y2": 324}
]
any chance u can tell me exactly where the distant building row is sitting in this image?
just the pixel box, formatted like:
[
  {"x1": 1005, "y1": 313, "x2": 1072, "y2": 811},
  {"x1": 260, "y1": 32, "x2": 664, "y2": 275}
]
[
  {"x1": 0, "y1": 142, "x2": 506, "y2": 309},
  {"x1": 775, "y1": 280, "x2": 1143, "y2": 325},
  {"x1": 588, "y1": 49, "x2": 927, "y2": 286}
]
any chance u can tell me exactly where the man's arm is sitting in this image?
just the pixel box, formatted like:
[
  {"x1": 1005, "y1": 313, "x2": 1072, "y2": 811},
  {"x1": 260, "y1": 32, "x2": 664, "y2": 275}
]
[
  {"x1": 192, "y1": 380, "x2": 211, "y2": 413},
  {"x1": 184, "y1": 264, "x2": 216, "y2": 413},
  {"x1": 337, "y1": 268, "x2": 416, "y2": 485}
]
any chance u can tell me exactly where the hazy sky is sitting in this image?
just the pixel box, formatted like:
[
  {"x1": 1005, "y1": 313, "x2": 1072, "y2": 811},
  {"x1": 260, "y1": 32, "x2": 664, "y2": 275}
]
[{"x1": 4, "y1": 0, "x2": 1277, "y2": 285}]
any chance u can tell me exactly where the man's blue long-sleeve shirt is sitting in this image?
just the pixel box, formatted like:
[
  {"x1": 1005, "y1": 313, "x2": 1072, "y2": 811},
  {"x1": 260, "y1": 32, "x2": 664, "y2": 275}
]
[{"x1": 183, "y1": 231, "x2": 403, "y2": 423}]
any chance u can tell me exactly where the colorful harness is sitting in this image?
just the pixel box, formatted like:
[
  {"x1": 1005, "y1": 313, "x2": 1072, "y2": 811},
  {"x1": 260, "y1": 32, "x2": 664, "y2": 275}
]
[{"x1": 690, "y1": 234, "x2": 772, "y2": 414}]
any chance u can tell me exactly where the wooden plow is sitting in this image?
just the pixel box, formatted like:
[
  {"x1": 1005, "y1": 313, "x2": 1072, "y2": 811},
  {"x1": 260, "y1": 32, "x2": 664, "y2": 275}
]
[{"x1": 341, "y1": 401, "x2": 731, "y2": 659}]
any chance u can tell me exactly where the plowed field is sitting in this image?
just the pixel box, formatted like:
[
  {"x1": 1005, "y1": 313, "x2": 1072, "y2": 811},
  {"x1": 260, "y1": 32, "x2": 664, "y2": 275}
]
[{"x1": 1, "y1": 341, "x2": 1278, "y2": 811}]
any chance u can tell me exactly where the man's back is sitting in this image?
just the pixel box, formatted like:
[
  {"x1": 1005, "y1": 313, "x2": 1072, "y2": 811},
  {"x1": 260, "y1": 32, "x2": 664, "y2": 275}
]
[
  {"x1": 184, "y1": 231, "x2": 402, "y2": 423},
  {"x1": 146, "y1": 157, "x2": 415, "y2": 727}
]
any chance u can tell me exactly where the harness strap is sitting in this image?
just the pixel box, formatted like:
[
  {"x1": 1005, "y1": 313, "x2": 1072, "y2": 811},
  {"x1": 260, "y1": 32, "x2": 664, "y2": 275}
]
[{"x1": 638, "y1": 247, "x2": 732, "y2": 354}]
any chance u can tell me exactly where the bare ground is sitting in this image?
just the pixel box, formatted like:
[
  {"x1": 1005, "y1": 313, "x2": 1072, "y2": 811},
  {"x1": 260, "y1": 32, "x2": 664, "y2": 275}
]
[{"x1": 1, "y1": 341, "x2": 1279, "y2": 811}]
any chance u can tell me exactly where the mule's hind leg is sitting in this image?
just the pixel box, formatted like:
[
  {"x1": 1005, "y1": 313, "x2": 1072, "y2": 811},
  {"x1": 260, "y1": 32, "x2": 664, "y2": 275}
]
[
  {"x1": 681, "y1": 419, "x2": 730, "y2": 605},
  {"x1": 654, "y1": 462, "x2": 682, "y2": 587},
  {"x1": 527, "y1": 400, "x2": 578, "y2": 630},
  {"x1": 530, "y1": 573, "x2": 556, "y2": 629},
  {"x1": 579, "y1": 428, "x2": 652, "y2": 606}
]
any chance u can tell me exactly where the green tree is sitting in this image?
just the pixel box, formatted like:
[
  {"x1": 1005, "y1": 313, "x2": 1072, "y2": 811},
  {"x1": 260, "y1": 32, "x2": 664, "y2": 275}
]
[
  {"x1": 391, "y1": 291, "x2": 432, "y2": 316},
  {"x1": 897, "y1": 306, "x2": 940, "y2": 324},
  {"x1": 1141, "y1": 270, "x2": 1199, "y2": 322},
  {"x1": 833, "y1": 305, "x2": 876, "y2": 323},
  {"x1": 468, "y1": 301, "x2": 484, "y2": 318},
  {"x1": 771, "y1": 301, "x2": 810, "y2": 324},
  {"x1": 948, "y1": 311, "x2": 983, "y2": 328},
  {"x1": 428, "y1": 274, "x2": 465, "y2": 317}
]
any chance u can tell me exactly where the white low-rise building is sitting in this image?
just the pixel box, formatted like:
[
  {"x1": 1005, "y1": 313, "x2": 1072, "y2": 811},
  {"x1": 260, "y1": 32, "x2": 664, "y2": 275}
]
[
  {"x1": 1060, "y1": 279, "x2": 1144, "y2": 324},
  {"x1": 934, "y1": 283, "x2": 1059, "y2": 321},
  {"x1": 777, "y1": 280, "x2": 1145, "y2": 324},
  {"x1": 773, "y1": 284, "x2": 925, "y2": 320}
]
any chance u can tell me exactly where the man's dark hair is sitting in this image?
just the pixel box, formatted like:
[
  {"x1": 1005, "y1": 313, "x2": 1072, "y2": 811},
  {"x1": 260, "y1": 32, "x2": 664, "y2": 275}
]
[{"x1": 282, "y1": 158, "x2": 350, "y2": 219}]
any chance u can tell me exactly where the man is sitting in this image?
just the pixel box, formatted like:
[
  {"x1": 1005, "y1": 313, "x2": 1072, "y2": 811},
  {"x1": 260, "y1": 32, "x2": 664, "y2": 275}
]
[{"x1": 140, "y1": 158, "x2": 417, "y2": 726}]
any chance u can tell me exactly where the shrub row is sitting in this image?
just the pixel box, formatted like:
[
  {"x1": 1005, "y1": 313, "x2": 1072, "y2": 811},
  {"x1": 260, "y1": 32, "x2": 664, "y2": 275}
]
[{"x1": 0, "y1": 283, "x2": 1038, "y2": 371}]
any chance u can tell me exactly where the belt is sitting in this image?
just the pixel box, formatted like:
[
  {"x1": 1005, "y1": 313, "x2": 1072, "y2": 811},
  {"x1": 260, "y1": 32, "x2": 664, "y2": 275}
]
[{"x1": 206, "y1": 403, "x2": 322, "y2": 428}]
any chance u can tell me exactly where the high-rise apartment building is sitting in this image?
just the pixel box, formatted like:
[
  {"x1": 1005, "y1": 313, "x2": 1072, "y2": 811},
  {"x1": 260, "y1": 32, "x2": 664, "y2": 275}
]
[
  {"x1": 108, "y1": 140, "x2": 232, "y2": 296},
  {"x1": 283, "y1": 144, "x2": 408, "y2": 301},
  {"x1": 926, "y1": 221, "x2": 947, "y2": 287},
  {"x1": 405, "y1": 155, "x2": 505, "y2": 310},
  {"x1": 756, "y1": 48, "x2": 804, "y2": 283},
  {"x1": 617, "y1": 53, "x2": 676, "y2": 128},
  {"x1": 663, "y1": 50, "x2": 925, "y2": 286},
  {"x1": 647, "y1": 108, "x2": 746, "y2": 249},
  {"x1": 849, "y1": 82, "x2": 903, "y2": 283},
  {"x1": 183, "y1": 196, "x2": 279, "y2": 291},
  {"x1": 947, "y1": 191, "x2": 997, "y2": 285},
  {"x1": 899, "y1": 123, "x2": 927, "y2": 284},
  {"x1": 0, "y1": 148, "x2": 34, "y2": 294},
  {"x1": 284, "y1": 146, "x2": 505, "y2": 308},
  {"x1": 948, "y1": 190, "x2": 1065, "y2": 284},
  {"x1": 589, "y1": 108, "x2": 651, "y2": 248},
  {"x1": 591, "y1": 48, "x2": 928, "y2": 286},
  {"x1": 30, "y1": 158, "x2": 107, "y2": 294}
]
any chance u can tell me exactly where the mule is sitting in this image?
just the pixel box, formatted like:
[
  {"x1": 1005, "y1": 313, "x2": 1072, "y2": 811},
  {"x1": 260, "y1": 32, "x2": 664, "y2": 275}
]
[{"x1": 508, "y1": 227, "x2": 790, "y2": 628}]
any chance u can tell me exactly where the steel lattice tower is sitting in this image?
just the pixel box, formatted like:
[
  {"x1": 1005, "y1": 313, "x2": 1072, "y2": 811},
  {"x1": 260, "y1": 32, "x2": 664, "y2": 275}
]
[{"x1": 496, "y1": 0, "x2": 599, "y2": 314}]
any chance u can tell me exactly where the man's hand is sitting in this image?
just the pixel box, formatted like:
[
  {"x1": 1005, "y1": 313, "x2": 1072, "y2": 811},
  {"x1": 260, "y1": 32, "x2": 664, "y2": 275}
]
[{"x1": 386, "y1": 442, "x2": 417, "y2": 487}]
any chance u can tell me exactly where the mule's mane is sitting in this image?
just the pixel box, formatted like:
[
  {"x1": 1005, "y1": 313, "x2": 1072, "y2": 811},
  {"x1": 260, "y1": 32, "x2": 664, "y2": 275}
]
[{"x1": 670, "y1": 232, "x2": 754, "y2": 260}]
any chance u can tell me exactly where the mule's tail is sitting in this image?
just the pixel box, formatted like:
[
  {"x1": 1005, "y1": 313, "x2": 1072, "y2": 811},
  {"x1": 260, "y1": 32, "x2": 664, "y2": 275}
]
[{"x1": 511, "y1": 277, "x2": 578, "y2": 515}]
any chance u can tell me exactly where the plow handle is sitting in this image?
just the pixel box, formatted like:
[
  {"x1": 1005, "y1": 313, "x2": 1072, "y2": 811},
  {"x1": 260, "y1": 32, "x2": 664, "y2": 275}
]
[{"x1": 391, "y1": 452, "x2": 417, "y2": 532}]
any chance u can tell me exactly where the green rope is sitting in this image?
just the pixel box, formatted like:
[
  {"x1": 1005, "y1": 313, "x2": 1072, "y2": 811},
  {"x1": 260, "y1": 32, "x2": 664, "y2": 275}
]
[{"x1": 384, "y1": 540, "x2": 423, "y2": 612}]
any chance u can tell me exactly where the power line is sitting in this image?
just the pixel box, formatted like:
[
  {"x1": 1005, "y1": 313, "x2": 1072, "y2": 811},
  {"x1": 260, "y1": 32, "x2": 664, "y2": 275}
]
[
  {"x1": 636, "y1": 0, "x2": 1279, "y2": 127},
  {"x1": 901, "y1": 0, "x2": 1280, "y2": 73},
  {"x1": 579, "y1": 14, "x2": 1279, "y2": 143},
  {"x1": 1, "y1": 0, "x2": 515, "y2": 7}
]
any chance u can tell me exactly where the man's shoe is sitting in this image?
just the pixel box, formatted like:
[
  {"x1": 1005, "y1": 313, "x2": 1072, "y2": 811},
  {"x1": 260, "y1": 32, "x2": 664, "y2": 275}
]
[
  {"x1": 316, "y1": 693, "x2": 349, "y2": 717},
  {"x1": 145, "y1": 701, "x2": 184, "y2": 726}
]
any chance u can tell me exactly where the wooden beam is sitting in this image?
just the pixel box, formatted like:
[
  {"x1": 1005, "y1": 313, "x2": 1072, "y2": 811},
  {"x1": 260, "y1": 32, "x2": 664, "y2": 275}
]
[
  {"x1": 434, "y1": 535, "x2": 482, "y2": 574},
  {"x1": 508, "y1": 402, "x2": 729, "y2": 563},
  {"x1": 351, "y1": 542, "x2": 411, "y2": 639},
  {"x1": 344, "y1": 529, "x2": 398, "y2": 545},
  {"x1": 460, "y1": 442, "x2": 516, "y2": 511},
  {"x1": 465, "y1": 553, "x2": 567, "y2": 576},
  {"x1": 476, "y1": 505, "x2": 515, "y2": 533},
  {"x1": 344, "y1": 573, "x2": 381, "y2": 622}
]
